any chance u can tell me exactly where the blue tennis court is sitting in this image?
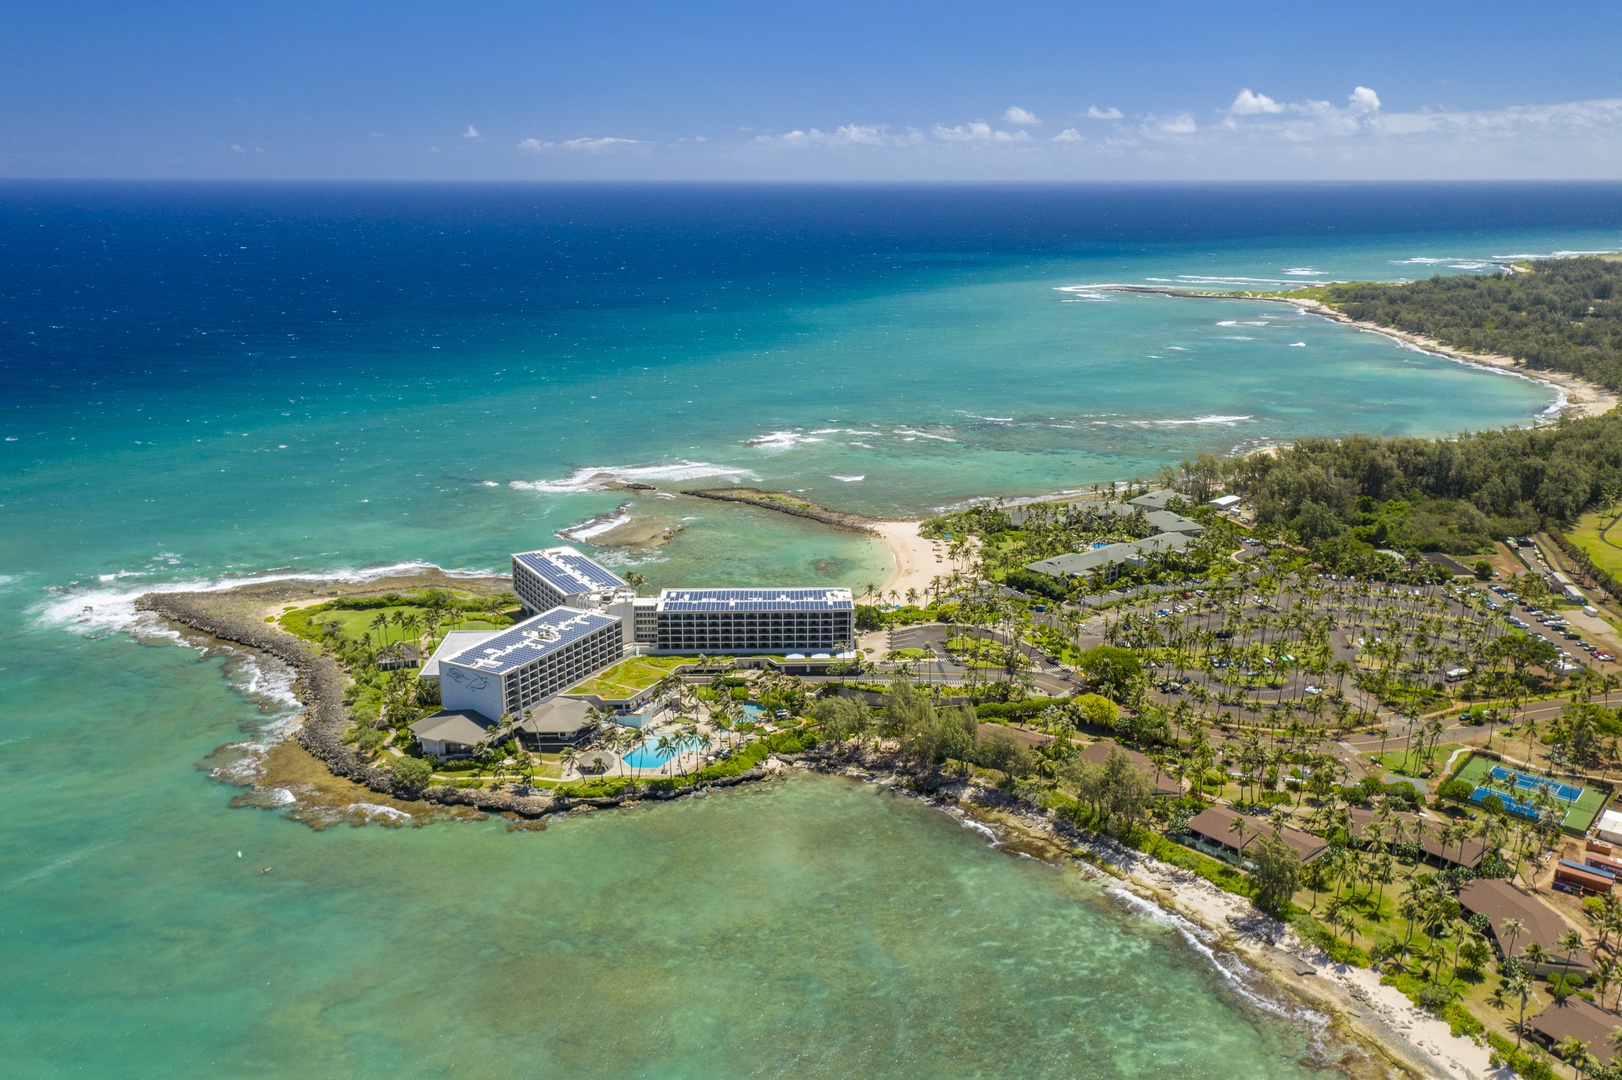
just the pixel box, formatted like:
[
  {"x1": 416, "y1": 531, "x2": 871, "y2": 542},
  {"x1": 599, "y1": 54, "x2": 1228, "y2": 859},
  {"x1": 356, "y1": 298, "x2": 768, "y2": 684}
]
[
  {"x1": 1489, "y1": 765, "x2": 1582, "y2": 802},
  {"x1": 1473, "y1": 786, "x2": 1541, "y2": 820}
]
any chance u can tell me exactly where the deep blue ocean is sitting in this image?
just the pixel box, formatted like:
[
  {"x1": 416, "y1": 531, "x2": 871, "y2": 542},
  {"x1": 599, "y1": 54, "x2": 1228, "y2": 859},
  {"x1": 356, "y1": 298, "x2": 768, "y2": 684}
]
[{"x1": 3, "y1": 183, "x2": 1621, "y2": 1077}]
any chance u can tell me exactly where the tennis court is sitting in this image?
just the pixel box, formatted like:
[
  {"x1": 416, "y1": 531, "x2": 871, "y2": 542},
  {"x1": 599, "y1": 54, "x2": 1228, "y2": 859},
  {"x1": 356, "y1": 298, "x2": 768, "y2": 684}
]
[
  {"x1": 1450, "y1": 753, "x2": 1609, "y2": 835},
  {"x1": 1489, "y1": 765, "x2": 1583, "y2": 802}
]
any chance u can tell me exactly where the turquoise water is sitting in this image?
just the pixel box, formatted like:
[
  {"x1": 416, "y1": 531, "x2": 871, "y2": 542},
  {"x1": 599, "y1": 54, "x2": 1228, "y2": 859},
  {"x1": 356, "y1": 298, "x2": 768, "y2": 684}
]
[{"x1": 4, "y1": 184, "x2": 1622, "y2": 1075}]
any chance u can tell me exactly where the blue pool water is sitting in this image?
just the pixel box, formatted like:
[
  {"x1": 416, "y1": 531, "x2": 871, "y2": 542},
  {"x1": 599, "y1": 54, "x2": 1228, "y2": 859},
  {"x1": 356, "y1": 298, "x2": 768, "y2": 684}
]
[{"x1": 621, "y1": 734, "x2": 710, "y2": 770}]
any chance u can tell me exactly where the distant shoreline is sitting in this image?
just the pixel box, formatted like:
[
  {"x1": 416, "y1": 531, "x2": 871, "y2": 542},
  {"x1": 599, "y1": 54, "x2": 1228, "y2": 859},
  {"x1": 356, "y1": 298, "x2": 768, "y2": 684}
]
[{"x1": 1088, "y1": 284, "x2": 1619, "y2": 421}]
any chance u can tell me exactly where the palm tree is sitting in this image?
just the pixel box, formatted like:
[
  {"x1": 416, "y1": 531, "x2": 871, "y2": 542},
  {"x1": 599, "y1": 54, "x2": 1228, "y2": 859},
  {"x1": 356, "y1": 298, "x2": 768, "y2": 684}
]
[
  {"x1": 1555, "y1": 1036, "x2": 1595, "y2": 1080},
  {"x1": 1511, "y1": 972, "x2": 1535, "y2": 1049},
  {"x1": 1502, "y1": 917, "x2": 1527, "y2": 963},
  {"x1": 560, "y1": 745, "x2": 581, "y2": 779},
  {"x1": 1607, "y1": 1028, "x2": 1622, "y2": 1070},
  {"x1": 1523, "y1": 940, "x2": 1551, "y2": 977},
  {"x1": 1559, "y1": 929, "x2": 1586, "y2": 981},
  {"x1": 653, "y1": 734, "x2": 679, "y2": 775}
]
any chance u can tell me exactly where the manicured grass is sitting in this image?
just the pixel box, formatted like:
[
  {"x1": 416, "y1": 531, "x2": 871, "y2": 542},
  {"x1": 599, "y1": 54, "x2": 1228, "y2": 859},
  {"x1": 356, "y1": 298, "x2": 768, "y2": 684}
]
[
  {"x1": 1372, "y1": 742, "x2": 1461, "y2": 778},
  {"x1": 280, "y1": 596, "x2": 513, "y2": 643},
  {"x1": 1569, "y1": 505, "x2": 1622, "y2": 579},
  {"x1": 569, "y1": 655, "x2": 697, "y2": 699}
]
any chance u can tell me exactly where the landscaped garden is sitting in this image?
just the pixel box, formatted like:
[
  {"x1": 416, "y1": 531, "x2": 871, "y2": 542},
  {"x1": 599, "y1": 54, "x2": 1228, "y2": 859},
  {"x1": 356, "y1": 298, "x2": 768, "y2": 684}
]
[{"x1": 569, "y1": 654, "x2": 697, "y2": 699}]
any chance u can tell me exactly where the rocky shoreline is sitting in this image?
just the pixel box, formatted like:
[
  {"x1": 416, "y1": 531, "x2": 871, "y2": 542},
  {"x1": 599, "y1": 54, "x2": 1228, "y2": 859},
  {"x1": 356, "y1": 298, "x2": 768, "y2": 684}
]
[
  {"x1": 795, "y1": 746, "x2": 1480, "y2": 1080},
  {"x1": 135, "y1": 574, "x2": 779, "y2": 823},
  {"x1": 682, "y1": 486, "x2": 884, "y2": 536}
]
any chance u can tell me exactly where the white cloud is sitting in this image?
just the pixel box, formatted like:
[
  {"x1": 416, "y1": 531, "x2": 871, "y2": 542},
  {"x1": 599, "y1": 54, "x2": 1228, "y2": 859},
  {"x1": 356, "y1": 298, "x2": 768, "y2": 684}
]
[
  {"x1": 1051, "y1": 128, "x2": 1083, "y2": 143},
  {"x1": 753, "y1": 124, "x2": 921, "y2": 147},
  {"x1": 1349, "y1": 86, "x2": 1381, "y2": 115},
  {"x1": 561, "y1": 136, "x2": 643, "y2": 150},
  {"x1": 1144, "y1": 113, "x2": 1197, "y2": 136},
  {"x1": 1230, "y1": 88, "x2": 1284, "y2": 115},
  {"x1": 518, "y1": 136, "x2": 644, "y2": 152},
  {"x1": 932, "y1": 121, "x2": 1029, "y2": 143},
  {"x1": 1004, "y1": 106, "x2": 1041, "y2": 126},
  {"x1": 463, "y1": 125, "x2": 480, "y2": 138},
  {"x1": 230, "y1": 144, "x2": 245, "y2": 153},
  {"x1": 1087, "y1": 105, "x2": 1123, "y2": 121}
]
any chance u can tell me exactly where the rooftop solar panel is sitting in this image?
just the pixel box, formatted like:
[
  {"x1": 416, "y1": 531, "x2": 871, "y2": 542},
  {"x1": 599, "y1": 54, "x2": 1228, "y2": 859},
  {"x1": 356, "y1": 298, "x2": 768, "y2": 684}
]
[
  {"x1": 443, "y1": 606, "x2": 618, "y2": 674},
  {"x1": 656, "y1": 587, "x2": 854, "y2": 613},
  {"x1": 513, "y1": 547, "x2": 627, "y2": 596}
]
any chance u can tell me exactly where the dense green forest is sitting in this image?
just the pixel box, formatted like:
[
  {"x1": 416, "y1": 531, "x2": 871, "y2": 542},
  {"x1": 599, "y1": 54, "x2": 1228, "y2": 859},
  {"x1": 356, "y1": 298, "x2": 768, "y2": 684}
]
[
  {"x1": 1237, "y1": 413, "x2": 1622, "y2": 552},
  {"x1": 1319, "y1": 256, "x2": 1622, "y2": 391}
]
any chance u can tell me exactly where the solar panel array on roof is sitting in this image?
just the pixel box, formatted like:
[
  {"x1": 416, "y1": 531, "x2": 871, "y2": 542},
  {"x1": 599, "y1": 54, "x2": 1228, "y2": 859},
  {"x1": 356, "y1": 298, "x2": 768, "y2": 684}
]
[
  {"x1": 513, "y1": 548, "x2": 626, "y2": 595},
  {"x1": 658, "y1": 588, "x2": 853, "y2": 613},
  {"x1": 443, "y1": 607, "x2": 619, "y2": 674}
]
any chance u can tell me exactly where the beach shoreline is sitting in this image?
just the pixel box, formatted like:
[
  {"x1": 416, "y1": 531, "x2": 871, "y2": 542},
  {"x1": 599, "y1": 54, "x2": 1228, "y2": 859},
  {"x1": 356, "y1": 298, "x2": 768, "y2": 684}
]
[
  {"x1": 874, "y1": 520, "x2": 944, "y2": 598},
  {"x1": 1089, "y1": 284, "x2": 1617, "y2": 421},
  {"x1": 804, "y1": 754, "x2": 1495, "y2": 1080}
]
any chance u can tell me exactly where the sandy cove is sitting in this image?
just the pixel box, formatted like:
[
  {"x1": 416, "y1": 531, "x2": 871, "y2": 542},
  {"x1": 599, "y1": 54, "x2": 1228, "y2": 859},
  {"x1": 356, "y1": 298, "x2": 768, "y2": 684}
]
[
  {"x1": 1286, "y1": 296, "x2": 1618, "y2": 421},
  {"x1": 875, "y1": 520, "x2": 950, "y2": 598},
  {"x1": 1089, "y1": 284, "x2": 1616, "y2": 422},
  {"x1": 802, "y1": 754, "x2": 1501, "y2": 1080}
]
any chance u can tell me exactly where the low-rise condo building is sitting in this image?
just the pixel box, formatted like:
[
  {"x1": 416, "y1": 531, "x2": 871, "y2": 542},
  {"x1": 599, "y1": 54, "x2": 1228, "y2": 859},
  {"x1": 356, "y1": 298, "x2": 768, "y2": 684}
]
[{"x1": 438, "y1": 606, "x2": 623, "y2": 722}]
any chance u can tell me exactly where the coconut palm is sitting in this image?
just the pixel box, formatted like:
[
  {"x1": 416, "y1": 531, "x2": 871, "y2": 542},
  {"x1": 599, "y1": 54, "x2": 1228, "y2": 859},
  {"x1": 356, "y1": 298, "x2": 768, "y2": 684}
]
[
  {"x1": 1559, "y1": 929, "x2": 1586, "y2": 980},
  {"x1": 1510, "y1": 972, "x2": 1535, "y2": 1049},
  {"x1": 1502, "y1": 917, "x2": 1527, "y2": 962},
  {"x1": 1555, "y1": 1036, "x2": 1596, "y2": 1080}
]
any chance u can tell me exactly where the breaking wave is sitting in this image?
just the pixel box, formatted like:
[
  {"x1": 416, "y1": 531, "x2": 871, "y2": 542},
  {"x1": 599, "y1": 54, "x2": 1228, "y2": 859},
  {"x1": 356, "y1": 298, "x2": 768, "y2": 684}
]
[{"x1": 510, "y1": 461, "x2": 759, "y2": 493}]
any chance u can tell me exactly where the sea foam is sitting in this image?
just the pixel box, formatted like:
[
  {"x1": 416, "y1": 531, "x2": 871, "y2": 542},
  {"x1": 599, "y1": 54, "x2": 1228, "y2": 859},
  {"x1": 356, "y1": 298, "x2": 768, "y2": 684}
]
[{"x1": 510, "y1": 461, "x2": 759, "y2": 493}]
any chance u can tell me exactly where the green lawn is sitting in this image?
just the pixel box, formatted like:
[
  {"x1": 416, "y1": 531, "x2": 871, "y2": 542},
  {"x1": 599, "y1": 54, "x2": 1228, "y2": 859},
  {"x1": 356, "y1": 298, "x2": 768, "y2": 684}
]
[
  {"x1": 1371, "y1": 742, "x2": 1461, "y2": 778},
  {"x1": 569, "y1": 655, "x2": 698, "y2": 699},
  {"x1": 285, "y1": 603, "x2": 510, "y2": 643},
  {"x1": 1570, "y1": 505, "x2": 1622, "y2": 579}
]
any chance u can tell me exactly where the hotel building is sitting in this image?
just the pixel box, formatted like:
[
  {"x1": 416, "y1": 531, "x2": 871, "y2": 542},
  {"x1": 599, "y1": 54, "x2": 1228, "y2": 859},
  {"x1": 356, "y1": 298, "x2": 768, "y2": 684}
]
[{"x1": 436, "y1": 606, "x2": 623, "y2": 722}]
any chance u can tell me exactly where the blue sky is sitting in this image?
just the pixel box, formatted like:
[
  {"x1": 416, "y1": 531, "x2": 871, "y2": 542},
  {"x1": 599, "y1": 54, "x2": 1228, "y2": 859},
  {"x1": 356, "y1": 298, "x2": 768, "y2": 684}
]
[{"x1": 4, "y1": 0, "x2": 1622, "y2": 179}]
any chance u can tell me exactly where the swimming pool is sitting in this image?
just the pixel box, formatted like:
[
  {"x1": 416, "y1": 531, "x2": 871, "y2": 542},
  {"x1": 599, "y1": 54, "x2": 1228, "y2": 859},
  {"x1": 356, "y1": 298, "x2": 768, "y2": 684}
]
[
  {"x1": 621, "y1": 734, "x2": 710, "y2": 771},
  {"x1": 1488, "y1": 765, "x2": 1582, "y2": 803}
]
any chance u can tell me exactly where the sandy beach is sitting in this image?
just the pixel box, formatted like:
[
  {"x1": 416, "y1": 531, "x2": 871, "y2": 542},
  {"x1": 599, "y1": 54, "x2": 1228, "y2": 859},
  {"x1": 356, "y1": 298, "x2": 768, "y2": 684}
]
[
  {"x1": 1286, "y1": 296, "x2": 1619, "y2": 421},
  {"x1": 875, "y1": 520, "x2": 951, "y2": 598}
]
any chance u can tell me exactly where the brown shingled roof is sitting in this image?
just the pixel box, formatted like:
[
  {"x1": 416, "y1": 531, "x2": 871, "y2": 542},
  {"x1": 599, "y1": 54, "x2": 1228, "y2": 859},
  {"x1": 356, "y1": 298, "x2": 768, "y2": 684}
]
[
  {"x1": 1345, "y1": 807, "x2": 1488, "y2": 869},
  {"x1": 1458, "y1": 878, "x2": 1592, "y2": 973},
  {"x1": 1186, "y1": 804, "x2": 1328, "y2": 863},
  {"x1": 1527, "y1": 996, "x2": 1622, "y2": 1066},
  {"x1": 1081, "y1": 739, "x2": 1181, "y2": 796}
]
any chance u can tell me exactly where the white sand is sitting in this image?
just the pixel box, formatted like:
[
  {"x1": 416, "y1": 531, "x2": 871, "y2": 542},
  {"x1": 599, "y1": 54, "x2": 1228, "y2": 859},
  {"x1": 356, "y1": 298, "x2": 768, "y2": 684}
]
[{"x1": 876, "y1": 520, "x2": 950, "y2": 599}]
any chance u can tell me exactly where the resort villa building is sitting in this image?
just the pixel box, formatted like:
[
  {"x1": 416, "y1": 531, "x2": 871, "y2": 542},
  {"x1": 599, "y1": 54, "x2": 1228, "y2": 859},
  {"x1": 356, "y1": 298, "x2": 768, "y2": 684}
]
[
  {"x1": 1458, "y1": 878, "x2": 1593, "y2": 977},
  {"x1": 411, "y1": 545, "x2": 855, "y2": 758},
  {"x1": 1016, "y1": 490, "x2": 1208, "y2": 585}
]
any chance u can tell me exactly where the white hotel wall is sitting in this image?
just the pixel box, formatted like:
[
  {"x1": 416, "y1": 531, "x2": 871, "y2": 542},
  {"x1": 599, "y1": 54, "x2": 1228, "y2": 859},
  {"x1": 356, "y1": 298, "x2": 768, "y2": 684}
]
[{"x1": 439, "y1": 663, "x2": 509, "y2": 720}]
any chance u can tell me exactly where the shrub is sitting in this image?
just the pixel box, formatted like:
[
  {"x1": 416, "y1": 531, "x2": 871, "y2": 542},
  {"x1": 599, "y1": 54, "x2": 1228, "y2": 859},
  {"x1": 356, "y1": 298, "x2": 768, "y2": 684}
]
[
  {"x1": 392, "y1": 757, "x2": 432, "y2": 789},
  {"x1": 554, "y1": 776, "x2": 634, "y2": 799},
  {"x1": 1438, "y1": 778, "x2": 1476, "y2": 803}
]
